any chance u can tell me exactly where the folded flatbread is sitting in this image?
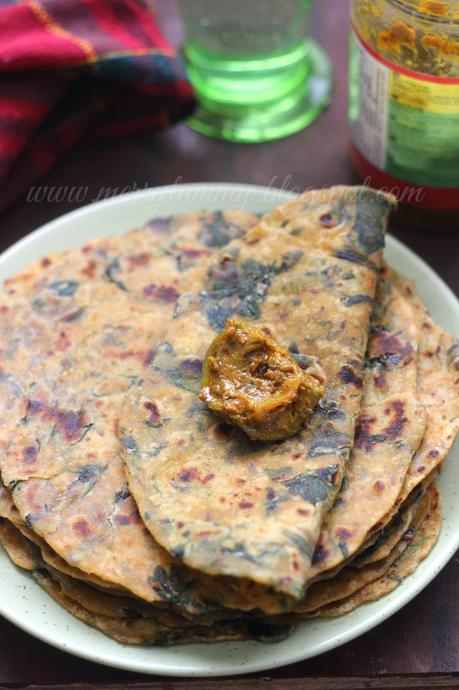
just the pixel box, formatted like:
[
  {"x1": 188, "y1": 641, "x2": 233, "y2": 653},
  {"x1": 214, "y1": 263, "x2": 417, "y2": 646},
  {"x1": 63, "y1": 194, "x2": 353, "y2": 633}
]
[
  {"x1": 121, "y1": 187, "x2": 395, "y2": 597},
  {"x1": 0, "y1": 211, "x2": 279, "y2": 613},
  {"x1": 301, "y1": 267, "x2": 425, "y2": 583}
]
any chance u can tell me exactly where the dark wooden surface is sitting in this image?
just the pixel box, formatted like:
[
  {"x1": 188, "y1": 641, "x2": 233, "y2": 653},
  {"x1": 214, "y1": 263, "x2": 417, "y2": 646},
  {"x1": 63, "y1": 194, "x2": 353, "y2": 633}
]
[{"x1": 1, "y1": 1, "x2": 459, "y2": 688}]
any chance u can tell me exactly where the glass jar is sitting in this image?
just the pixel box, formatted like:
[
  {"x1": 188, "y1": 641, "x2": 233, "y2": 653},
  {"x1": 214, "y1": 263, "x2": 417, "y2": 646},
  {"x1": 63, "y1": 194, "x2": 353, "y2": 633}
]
[{"x1": 349, "y1": 0, "x2": 459, "y2": 230}]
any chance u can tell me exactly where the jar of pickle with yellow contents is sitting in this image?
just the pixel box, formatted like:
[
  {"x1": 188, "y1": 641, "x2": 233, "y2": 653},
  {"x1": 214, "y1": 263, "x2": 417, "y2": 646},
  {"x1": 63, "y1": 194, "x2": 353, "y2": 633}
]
[{"x1": 349, "y1": 0, "x2": 459, "y2": 229}]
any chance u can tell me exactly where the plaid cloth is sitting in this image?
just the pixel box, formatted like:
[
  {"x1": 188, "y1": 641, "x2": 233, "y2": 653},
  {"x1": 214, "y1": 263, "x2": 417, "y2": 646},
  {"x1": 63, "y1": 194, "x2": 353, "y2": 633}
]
[{"x1": 0, "y1": 0, "x2": 196, "y2": 213}]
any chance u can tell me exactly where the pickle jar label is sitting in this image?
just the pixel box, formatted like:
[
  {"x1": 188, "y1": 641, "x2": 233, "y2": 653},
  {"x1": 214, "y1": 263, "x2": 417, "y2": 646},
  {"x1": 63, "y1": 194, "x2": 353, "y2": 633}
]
[{"x1": 349, "y1": 26, "x2": 459, "y2": 188}]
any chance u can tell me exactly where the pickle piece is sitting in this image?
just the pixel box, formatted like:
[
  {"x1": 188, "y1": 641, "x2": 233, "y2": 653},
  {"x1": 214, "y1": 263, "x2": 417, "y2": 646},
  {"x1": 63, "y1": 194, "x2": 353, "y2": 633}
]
[{"x1": 200, "y1": 318, "x2": 325, "y2": 441}]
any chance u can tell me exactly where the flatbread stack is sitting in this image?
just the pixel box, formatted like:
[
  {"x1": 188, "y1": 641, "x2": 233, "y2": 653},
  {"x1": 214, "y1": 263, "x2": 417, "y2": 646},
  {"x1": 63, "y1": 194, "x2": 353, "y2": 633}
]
[{"x1": 0, "y1": 187, "x2": 457, "y2": 646}]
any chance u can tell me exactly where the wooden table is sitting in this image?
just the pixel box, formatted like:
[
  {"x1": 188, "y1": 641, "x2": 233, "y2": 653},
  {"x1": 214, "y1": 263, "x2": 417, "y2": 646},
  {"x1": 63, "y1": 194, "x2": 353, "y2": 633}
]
[{"x1": 1, "y1": 1, "x2": 458, "y2": 688}]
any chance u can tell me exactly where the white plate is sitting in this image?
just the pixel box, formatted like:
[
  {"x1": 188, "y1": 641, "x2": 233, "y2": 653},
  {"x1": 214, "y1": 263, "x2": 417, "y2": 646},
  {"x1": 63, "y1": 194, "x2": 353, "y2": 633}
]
[{"x1": 0, "y1": 184, "x2": 458, "y2": 677}]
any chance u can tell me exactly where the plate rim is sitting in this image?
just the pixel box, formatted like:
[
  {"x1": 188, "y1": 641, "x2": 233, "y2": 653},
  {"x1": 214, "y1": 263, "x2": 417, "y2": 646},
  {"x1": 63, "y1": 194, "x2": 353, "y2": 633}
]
[{"x1": 0, "y1": 182, "x2": 458, "y2": 677}]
